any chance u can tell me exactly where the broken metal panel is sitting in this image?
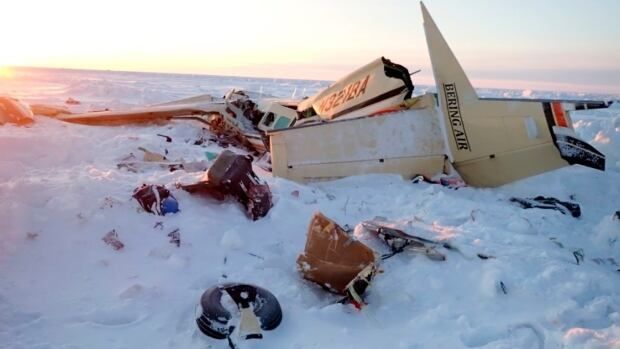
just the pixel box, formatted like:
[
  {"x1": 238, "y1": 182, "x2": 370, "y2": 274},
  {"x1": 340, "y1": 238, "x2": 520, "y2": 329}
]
[
  {"x1": 269, "y1": 104, "x2": 446, "y2": 182},
  {"x1": 297, "y1": 212, "x2": 377, "y2": 295}
]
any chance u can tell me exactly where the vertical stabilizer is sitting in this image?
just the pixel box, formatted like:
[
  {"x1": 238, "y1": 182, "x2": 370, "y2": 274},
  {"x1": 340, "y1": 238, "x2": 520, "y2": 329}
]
[
  {"x1": 421, "y1": 2, "x2": 479, "y2": 164},
  {"x1": 421, "y1": 2, "x2": 477, "y2": 103}
]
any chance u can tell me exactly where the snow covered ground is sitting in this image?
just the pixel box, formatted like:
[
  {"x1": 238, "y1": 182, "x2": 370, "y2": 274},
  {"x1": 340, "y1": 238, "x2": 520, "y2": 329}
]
[{"x1": 1, "y1": 68, "x2": 619, "y2": 349}]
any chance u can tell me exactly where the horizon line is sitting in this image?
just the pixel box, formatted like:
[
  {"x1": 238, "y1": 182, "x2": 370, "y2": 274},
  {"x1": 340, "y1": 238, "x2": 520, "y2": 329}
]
[{"x1": 4, "y1": 65, "x2": 620, "y2": 97}]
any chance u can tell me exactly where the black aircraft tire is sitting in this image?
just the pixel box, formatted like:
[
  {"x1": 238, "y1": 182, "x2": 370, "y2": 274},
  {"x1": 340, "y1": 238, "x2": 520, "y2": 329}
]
[{"x1": 196, "y1": 282, "x2": 283, "y2": 340}]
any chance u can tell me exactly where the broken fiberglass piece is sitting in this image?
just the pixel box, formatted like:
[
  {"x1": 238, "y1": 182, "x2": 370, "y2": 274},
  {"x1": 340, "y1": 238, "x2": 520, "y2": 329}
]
[{"x1": 297, "y1": 212, "x2": 377, "y2": 297}]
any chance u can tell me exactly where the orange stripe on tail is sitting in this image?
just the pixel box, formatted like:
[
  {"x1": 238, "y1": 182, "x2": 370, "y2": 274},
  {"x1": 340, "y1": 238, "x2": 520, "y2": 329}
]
[{"x1": 551, "y1": 102, "x2": 568, "y2": 127}]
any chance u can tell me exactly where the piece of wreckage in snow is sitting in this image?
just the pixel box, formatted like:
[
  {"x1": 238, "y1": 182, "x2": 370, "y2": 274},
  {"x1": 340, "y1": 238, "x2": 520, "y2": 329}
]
[
  {"x1": 180, "y1": 150, "x2": 272, "y2": 220},
  {"x1": 0, "y1": 96, "x2": 34, "y2": 126},
  {"x1": 297, "y1": 212, "x2": 378, "y2": 307},
  {"x1": 46, "y1": 91, "x2": 270, "y2": 153},
  {"x1": 33, "y1": 3, "x2": 611, "y2": 187}
]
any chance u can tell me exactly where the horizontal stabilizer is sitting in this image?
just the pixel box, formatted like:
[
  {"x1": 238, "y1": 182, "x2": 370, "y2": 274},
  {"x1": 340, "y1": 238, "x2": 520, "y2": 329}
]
[
  {"x1": 553, "y1": 128, "x2": 606, "y2": 170},
  {"x1": 482, "y1": 98, "x2": 614, "y2": 111}
]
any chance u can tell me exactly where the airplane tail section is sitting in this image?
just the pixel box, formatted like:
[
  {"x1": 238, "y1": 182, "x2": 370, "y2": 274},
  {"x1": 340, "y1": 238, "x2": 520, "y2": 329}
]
[
  {"x1": 421, "y1": 3, "x2": 477, "y2": 105},
  {"x1": 421, "y1": 2, "x2": 479, "y2": 164},
  {"x1": 421, "y1": 2, "x2": 606, "y2": 187},
  {"x1": 543, "y1": 102, "x2": 606, "y2": 170}
]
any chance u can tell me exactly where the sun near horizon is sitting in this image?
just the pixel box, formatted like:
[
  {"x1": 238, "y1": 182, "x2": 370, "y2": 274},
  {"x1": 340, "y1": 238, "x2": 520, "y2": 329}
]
[{"x1": 0, "y1": 66, "x2": 13, "y2": 79}]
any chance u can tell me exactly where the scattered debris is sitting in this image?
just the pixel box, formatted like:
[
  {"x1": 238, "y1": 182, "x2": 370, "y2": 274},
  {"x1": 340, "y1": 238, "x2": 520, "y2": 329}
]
[
  {"x1": 181, "y1": 150, "x2": 272, "y2": 220},
  {"x1": 359, "y1": 220, "x2": 446, "y2": 261},
  {"x1": 254, "y1": 152, "x2": 272, "y2": 172},
  {"x1": 118, "y1": 153, "x2": 136, "y2": 162},
  {"x1": 591, "y1": 257, "x2": 618, "y2": 266},
  {"x1": 26, "y1": 232, "x2": 39, "y2": 240},
  {"x1": 168, "y1": 229, "x2": 180, "y2": 247},
  {"x1": 191, "y1": 129, "x2": 212, "y2": 146},
  {"x1": 102, "y1": 229, "x2": 124, "y2": 250},
  {"x1": 510, "y1": 196, "x2": 581, "y2": 218},
  {"x1": 469, "y1": 209, "x2": 479, "y2": 222},
  {"x1": 205, "y1": 151, "x2": 219, "y2": 161},
  {"x1": 290, "y1": 190, "x2": 300, "y2": 198},
  {"x1": 342, "y1": 223, "x2": 354, "y2": 233},
  {"x1": 132, "y1": 184, "x2": 179, "y2": 216},
  {"x1": 549, "y1": 237, "x2": 564, "y2": 248},
  {"x1": 153, "y1": 222, "x2": 164, "y2": 230},
  {"x1": 209, "y1": 135, "x2": 231, "y2": 148},
  {"x1": 247, "y1": 252, "x2": 265, "y2": 260},
  {"x1": 358, "y1": 218, "x2": 492, "y2": 261},
  {"x1": 157, "y1": 133, "x2": 172, "y2": 142},
  {"x1": 412, "y1": 174, "x2": 466, "y2": 189},
  {"x1": 196, "y1": 283, "x2": 282, "y2": 346},
  {"x1": 297, "y1": 212, "x2": 377, "y2": 307},
  {"x1": 118, "y1": 159, "x2": 209, "y2": 173},
  {"x1": 573, "y1": 249, "x2": 585, "y2": 265},
  {"x1": 614, "y1": 211, "x2": 620, "y2": 221},
  {"x1": 206, "y1": 113, "x2": 263, "y2": 153},
  {"x1": 499, "y1": 281, "x2": 508, "y2": 295},
  {"x1": 138, "y1": 147, "x2": 167, "y2": 162},
  {"x1": 100, "y1": 196, "x2": 123, "y2": 209}
]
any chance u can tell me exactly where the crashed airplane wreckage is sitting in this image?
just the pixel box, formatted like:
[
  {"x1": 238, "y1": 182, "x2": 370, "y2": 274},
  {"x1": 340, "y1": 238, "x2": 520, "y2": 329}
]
[
  {"x1": 264, "y1": 4, "x2": 609, "y2": 186},
  {"x1": 17, "y1": 3, "x2": 611, "y2": 187}
]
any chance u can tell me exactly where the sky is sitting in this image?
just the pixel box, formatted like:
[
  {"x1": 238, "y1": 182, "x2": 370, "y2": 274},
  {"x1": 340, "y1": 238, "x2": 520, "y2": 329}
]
[{"x1": 1, "y1": 0, "x2": 619, "y2": 93}]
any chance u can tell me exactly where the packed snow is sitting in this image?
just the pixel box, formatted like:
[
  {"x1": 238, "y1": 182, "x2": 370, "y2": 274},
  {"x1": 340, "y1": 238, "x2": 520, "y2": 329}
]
[{"x1": 1, "y1": 68, "x2": 619, "y2": 349}]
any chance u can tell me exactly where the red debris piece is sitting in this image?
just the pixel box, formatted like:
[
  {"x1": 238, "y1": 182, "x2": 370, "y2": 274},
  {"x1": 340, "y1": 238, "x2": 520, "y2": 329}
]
[{"x1": 102, "y1": 229, "x2": 124, "y2": 250}]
